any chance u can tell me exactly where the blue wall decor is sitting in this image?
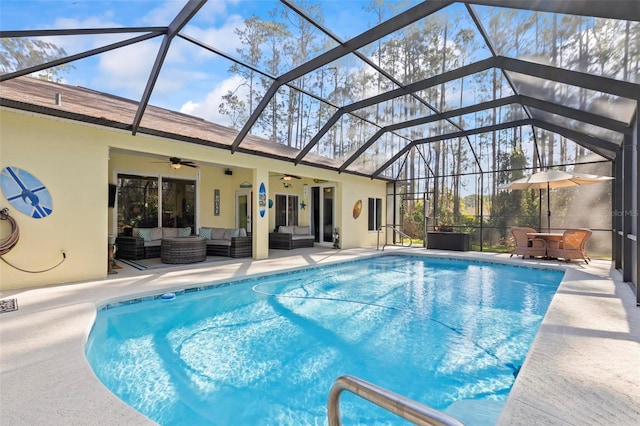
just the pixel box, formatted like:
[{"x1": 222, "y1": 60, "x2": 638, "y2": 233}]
[
  {"x1": 258, "y1": 182, "x2": 266, "y2": 218},
  {"x1": 1, "y1": 166, "x2": 53, "y2": 218}
]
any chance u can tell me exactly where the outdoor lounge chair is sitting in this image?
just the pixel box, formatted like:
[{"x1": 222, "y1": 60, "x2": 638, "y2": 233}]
[
  {"x1": 546, "y1": 228, "x2": 592, "y2": 264},
  {"x1": 510, "y1": 226, "x2": 547, "y2": 259}
]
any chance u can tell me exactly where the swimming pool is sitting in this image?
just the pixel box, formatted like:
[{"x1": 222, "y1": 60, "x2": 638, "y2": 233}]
[{"x1": 86, "y1": 255, "x2": 563, "y2": 425}]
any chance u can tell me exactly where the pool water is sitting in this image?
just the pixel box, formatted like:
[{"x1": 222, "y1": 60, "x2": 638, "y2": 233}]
[{"x1": 86, "y1": 255, "x2": 563, "y2": 425}]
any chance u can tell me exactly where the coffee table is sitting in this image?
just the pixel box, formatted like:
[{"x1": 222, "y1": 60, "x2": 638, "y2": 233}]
[{"x1": 161, "y1": 236, "x2": 207, "y2": 264}]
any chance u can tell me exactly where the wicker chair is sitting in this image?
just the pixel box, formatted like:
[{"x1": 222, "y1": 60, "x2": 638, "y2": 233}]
[
  {"x1": 546, "y1": 228, "x2": 592, "y2": 263},
  {"x1": 510, "y1": 227, "x2": 547, "y2": 259}
]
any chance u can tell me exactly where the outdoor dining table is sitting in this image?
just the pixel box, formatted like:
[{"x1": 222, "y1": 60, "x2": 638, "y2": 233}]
[
  {"x1": 527, "y1": 232, "x2": 564, "y2": 258},
  {"x1": 527, "y1": 232, "x2": 564, "y2": 241}
]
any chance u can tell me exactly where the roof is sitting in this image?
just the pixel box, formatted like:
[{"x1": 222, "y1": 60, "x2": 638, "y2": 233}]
[{"x1": 1, "y1": 0, "x2": 638, "y2": 181}]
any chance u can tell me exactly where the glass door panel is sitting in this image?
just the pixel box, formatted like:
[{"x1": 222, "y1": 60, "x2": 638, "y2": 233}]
[
  {"x1": 162, "y1": 178, "x2": 195, "y2": 232},
  {"x1": 235, "y1": 190, "x2": 252, "y2": 232},
  {"x1": 310, "y1": 186, "x2": 335, "y2": 244},
  {"x1": 322, "y1": 187, "x2": 334, "y2": 243},
  {"x1": 116, "y1": 174, "x2": 158, "y2": 234}
]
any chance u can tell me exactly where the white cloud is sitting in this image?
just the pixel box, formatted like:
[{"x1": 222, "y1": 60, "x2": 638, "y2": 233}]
[
  {"x1": 46, "y1": 16, "x2": 122, "y2": 54},
  {"x1": 179, "y1": 74, "x2": 249, "y2": 127},
  {"x1": 96, "y1": 40, "x2": 161, "y2": 93},
  {"x1": 184, "y1": 14, "x2": 245, "y2": 58},
  {"x1": 140, "y1": 0, "x2": 186, "y2": 26}
]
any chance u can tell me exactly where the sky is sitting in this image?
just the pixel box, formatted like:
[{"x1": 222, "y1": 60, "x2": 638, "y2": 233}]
[{"x1": 1, "y1": 0, "x2": 423, "y2": 127}]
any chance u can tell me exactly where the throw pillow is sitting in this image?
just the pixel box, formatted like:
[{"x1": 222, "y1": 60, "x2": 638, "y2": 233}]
[
  {"x1": 239, "y1": 228, "x2": 247, "y2": 237},
  {"x1": 137, "y1": 228, "x2": 151, "y2": 242},
  {"x1": 178, "y1": 227, "x2": 192, "y2": 237},
  {"x1": 231, "y1": 228, "x2": 240, "y2": 238},
  {"x1": 199, "y1": 227, "x2": 213, "y2": 239},
  {"x1": 150, "y1": 227, "x2": 163, "y2": 240}
]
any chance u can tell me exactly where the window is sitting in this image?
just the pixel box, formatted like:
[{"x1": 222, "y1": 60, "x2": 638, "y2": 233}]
[
  {"x1": 117, "y1": 175, "x2": 158, "y2": 233},
  {"x1": 275, "y1": 194, "x2": 299, "y2": 228},
  {"x1": 116, "y1": 174, "x2": 196, "y2": 235},
  {"x1": 368, "y1": 197, "x2": 382, "y2": 231}
]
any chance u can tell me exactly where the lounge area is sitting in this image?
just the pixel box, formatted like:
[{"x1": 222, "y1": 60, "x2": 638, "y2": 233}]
[{"x1": 116, "y1": 226, "x2": 252, "y2": 261}]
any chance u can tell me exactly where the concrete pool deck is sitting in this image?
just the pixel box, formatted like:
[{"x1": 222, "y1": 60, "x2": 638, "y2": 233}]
[{"x1": 1, "y1": 247, "x2": 638, "y2": 425}]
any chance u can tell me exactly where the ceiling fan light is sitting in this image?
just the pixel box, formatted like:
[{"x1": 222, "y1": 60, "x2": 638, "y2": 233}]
[
  {"x1": 283, "y1": 175, "x2": 292, "y2": 181},
  {"x1": 170, "y1": 163, "x2": 181, "y2": 169}
]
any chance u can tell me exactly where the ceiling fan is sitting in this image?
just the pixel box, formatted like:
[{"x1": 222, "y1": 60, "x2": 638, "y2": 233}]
[
  {"x1": 152, "y1": 157, "x2": 197, "y2": 169},
  {"x1": 280, "y1": 174, "x2": 301, "y2": 181}
]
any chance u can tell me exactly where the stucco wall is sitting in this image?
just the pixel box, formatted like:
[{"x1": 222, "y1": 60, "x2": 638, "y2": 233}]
[
  {"x1": 1, "y1": 110, "x2": 109, "y2": 289},
  {"x1": 1, "y1": 109, "x2": 387, "y2": 290}
]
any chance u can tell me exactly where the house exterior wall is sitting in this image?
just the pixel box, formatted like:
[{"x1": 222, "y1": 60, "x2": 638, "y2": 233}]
[
  {"x1": 1, "y1": 110, "x2": 109, "y2": 289},
  {"x1": 0, "y1": 108, "x2": 387, "y2": 290}
]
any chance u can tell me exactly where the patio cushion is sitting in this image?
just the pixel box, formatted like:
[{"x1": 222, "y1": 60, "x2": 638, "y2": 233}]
[
  {"x1": 294, "y1": 225, "x2": 310, "y2": 235},
  {"x1": 199, "y1": 227, "x2": 213, "y2": 239},
  {"x1": 292, "y1": 235, "x2": 314, "y2": 241},
  {"x1": 136, "y1": 228, "x2": 151, "y2": 242},
  {"x1": 279, "y1": 226, "x2": 294, "y2": 234},
  {"x1": 162, "y1": 227, "x2": 178, "y2": 238},
  {"x1": 178, "y1": 227, "x2": 191, "y2": 237},
  {"x1": 212, "y1": 228, "x2": 226, "y2": 239},
  {"x1": 207, "y1": 239, "x2": 231, "y2": 246},
  {"x1": 149, "y1": 227, "x2": 162, "y2": 240}
]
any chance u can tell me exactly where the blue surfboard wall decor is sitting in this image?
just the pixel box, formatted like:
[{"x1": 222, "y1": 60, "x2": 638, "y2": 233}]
[
  {"x1": 0, "y1": 166, "x2": 53, "y2": 218},
  {"x1": 258, "y1": 182, "x2": 266, "y2": 218}
]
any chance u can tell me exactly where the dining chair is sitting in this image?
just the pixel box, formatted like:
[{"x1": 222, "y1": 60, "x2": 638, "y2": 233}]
[
  {"x1": 510, "y1": 227, "x2": 547, "y2": 259},
  {"x1": 546, "y1": 228, "x2": 592, "y2": 263}
]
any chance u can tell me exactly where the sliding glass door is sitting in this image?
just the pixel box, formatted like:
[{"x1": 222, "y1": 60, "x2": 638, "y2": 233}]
[
  {"x1": 275, "y1": 193, "x2": 298, "y2": 229},
  {"x1": 311, "y1": 186, "x2": 334, "y2": 244}
]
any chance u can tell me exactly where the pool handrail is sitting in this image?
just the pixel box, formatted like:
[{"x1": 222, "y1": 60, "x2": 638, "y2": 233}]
[
  {"x1": 327, "y1": 375, "x2": 464, "y2": 426},
  {"x1": 377, "y1": 224, "x2": 413, "y2": 251}
]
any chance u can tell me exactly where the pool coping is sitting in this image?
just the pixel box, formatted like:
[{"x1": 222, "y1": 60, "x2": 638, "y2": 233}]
[{"x1": 1, "y1": 247, "x2": 638, "y2": 425}]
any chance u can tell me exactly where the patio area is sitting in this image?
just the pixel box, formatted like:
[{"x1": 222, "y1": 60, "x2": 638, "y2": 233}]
[{"x1": 1, "y1": 246, "x2": 638, "y2": 425}]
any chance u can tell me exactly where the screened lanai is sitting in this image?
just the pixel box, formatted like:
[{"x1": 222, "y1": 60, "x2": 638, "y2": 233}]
[{"x1": 1, "y1": 0, "x2": 639, "y2": 293}]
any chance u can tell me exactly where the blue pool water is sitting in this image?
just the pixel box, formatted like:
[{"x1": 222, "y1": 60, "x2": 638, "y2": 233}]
[{"x1": 86, "y1": 255, "x2": 563, "y2": 425}]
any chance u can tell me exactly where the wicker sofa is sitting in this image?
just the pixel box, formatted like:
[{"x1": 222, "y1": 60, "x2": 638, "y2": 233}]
[
  {"x1": 115, "y1": 226, "x2": 192, "y2": 260},
  {"x1": 198, "y1": 227, "x2": 252, "y2": 258},
  {"x1": 269, "y1": 225, "x2": 315, "y2": 250},
  {"x1": 116, "y1": 226, "x2": 252, "y2": 260}
]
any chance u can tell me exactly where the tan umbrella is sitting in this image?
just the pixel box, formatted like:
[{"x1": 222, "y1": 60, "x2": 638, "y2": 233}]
[{"x1": 500, "y1": 170, "x2": 614, "y2": 232}]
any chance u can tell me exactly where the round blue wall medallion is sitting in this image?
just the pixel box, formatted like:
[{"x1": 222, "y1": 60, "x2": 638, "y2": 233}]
[{"x1": 0, "y1": 166, "x2": 53, "y2": 218}]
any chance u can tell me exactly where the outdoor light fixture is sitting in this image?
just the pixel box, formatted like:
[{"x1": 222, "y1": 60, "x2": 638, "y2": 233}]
[
  {"x1": 170, "y1": 163, "x2": 181, "y2": 169},
  {"x1": 282, "y1": 175, "x2": 292, "y2": 181}
]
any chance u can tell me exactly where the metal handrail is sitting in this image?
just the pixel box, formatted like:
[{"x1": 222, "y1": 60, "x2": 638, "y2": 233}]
[
  {"x1": 377, "y1": 224, "x2": 413, "y2": 251},
  {"x1": 327, "y1": 375, "x2": 464, "y2": 426}
]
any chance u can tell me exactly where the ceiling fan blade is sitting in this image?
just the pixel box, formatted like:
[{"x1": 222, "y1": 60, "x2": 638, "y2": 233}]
[
  {"x1": 181, "y1": 162, "x2": 197, "y2": 168},
  {"x1": 281, "y1": 174, "x2": 302, "y2": 180}
]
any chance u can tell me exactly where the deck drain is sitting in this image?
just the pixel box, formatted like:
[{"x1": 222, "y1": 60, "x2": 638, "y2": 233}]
[{"x1": 0, "y1": 298, "x2": 18, "y2": 313}]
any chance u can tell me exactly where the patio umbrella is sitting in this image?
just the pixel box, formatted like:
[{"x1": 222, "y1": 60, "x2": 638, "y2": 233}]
[{"x1": 499, "y1": 170, "x2": 614, "y2": 232}]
